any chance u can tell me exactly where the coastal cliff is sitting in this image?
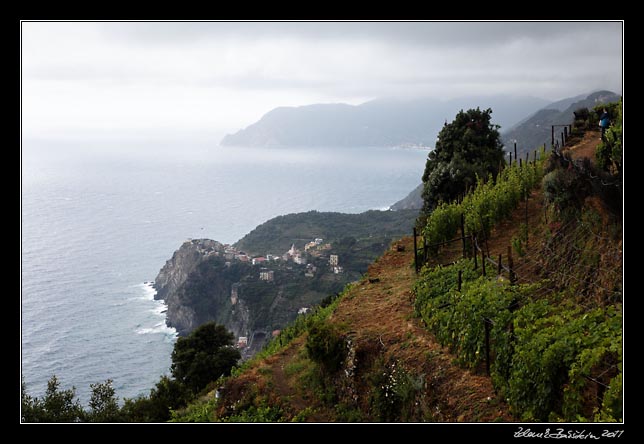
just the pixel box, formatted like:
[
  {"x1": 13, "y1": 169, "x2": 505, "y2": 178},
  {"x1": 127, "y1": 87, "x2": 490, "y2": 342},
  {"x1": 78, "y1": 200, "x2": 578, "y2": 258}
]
[
  {"x1": 153, "y1": 210, "x2": 418, "y2": 358},
  {"x1": 152, "y1": 235, "x2": 350, "y2": 356},
  {"x1": 154, "y1": 239, "x2": 222, "y2": 302},
  {"x1": 153, "y1": 239, "x2": 251, "y2": 339}
]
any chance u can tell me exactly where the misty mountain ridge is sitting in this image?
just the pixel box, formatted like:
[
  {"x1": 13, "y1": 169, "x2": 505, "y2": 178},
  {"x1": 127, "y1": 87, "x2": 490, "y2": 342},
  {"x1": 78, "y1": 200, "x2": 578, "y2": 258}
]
[
  {"x1": 501, "y1": 90, "x2": 620, "y2": 157},
  {"x1": 220, "y1": 95, "x2": 551, "y2": 148}
]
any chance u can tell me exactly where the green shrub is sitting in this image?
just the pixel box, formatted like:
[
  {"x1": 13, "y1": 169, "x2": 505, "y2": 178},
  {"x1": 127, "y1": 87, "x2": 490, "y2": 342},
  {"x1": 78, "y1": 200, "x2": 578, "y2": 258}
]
[
  {"x1": 221, "y1": 403, "x2": 286, "y2": 422},
  {"x1": 169, "y1": 395, "x2": 217, "y2": 422},
  {"x1": 423, "y1": 202, "x2": 462, "y2": 252},
  {"x1": 542, "y1": 166, "x2": 590, "y2": 212},
  {"x1": 305, "y1": 320, "x2": 347, "y2": 374},
  {"x1": 366, "y1": 358, "x2": 425, "y2": 422}
]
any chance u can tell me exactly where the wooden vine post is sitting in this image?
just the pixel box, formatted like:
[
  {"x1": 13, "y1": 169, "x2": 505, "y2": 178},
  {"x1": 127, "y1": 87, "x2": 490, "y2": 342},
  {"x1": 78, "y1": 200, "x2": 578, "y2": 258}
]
[
  {"x1": 413, "y1": 227, "x2": 419, "y2": 274},
  {"x1": 525, "y1": 190, "x2": 529, "y2": 246},
  {"x1": 514, "y1": 142, "x2": 517, "y2": 164}
]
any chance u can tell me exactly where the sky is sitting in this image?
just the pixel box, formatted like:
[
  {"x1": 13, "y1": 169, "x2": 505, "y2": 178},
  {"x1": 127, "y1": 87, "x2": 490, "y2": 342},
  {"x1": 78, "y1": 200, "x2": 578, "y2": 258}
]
[{"x1": 21, "y1": 21, "x2": 623, "y2": 141}]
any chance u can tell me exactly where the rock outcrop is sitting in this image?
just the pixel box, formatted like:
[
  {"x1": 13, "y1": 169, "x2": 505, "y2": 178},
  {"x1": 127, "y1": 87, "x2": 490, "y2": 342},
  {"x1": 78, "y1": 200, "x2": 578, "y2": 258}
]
[
  {"x1": 153, "y1": 239, "x2": 250, "y2": 337},
  {"x1": 154, "y1": 239, "x2": 223, "y2": 302},
  {"x1": 152, "y1": 210, "x2": 419, "y2": 358}
]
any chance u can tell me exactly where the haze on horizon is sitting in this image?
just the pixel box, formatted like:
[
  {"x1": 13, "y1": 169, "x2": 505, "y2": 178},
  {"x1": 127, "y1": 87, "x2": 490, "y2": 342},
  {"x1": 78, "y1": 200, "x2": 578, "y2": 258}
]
[{"x1": 21, "y1": 21, "x2": 623, "y2": 142}]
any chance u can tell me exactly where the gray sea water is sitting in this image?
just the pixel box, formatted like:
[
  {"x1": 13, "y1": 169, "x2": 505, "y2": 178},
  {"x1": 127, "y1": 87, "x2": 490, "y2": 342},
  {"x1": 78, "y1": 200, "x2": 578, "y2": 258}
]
[{"x1": 21, "y1": 135, "x2": 428, "y2": 405}]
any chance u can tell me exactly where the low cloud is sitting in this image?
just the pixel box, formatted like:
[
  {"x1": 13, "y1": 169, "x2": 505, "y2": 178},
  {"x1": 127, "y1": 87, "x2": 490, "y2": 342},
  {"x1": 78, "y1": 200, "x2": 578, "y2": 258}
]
[{"x1": 21, "y1": 21, "x2": 622, "y2": 137}]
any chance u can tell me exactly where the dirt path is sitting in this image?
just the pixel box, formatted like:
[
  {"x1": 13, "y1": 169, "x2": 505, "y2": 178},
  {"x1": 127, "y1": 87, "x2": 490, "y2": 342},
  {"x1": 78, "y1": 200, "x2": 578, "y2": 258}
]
[
  {"x1": 564, "y1": 129, "x2": 601, "y2": 161},
  {"x1": 266, "y1": 341, "x2": 305, "y2": 408}
]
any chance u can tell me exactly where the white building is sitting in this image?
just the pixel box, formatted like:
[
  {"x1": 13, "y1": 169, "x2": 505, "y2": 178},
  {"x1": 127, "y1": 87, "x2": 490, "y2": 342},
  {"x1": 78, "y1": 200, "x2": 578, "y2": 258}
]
[
  {"x1": 329, "y1": 254, "x2": 339, "y2": 266},
  {"x1": 259, "y1": 270, "x2": 274, "y2": 282}
]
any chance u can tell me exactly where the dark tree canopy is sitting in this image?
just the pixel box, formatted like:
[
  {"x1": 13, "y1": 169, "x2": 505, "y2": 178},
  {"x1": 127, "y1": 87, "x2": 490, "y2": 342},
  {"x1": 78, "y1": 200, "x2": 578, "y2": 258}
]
[
  {"x1": 170, "y1": 322, "x2": 240, "y2": 394},
  {"x1": 120, "y1": 375, "x2": 189, "y2": 422},
  {"x1": 21, "y1": 375, "x2": 84, "y2": 422},
  {"x1": 87, "y1": 379, "x2": 122, "y2": 422},
  {"x1": 421, "y1": 107, "x2": 504, "y2": 214}
]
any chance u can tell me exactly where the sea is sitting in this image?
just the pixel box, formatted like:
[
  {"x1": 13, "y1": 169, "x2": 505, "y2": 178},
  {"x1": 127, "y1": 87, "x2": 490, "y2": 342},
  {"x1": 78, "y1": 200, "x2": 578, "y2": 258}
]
[{"x1": 21, "y1": 134, "x2": 429, "y2": 405}]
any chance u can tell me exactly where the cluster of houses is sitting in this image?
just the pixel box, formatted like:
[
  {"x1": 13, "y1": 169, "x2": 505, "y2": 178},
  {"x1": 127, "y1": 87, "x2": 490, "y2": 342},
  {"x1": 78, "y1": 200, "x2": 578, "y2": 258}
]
[
  {"x1": 228, "y1": 238, "x2": 347, "y2": 354},
  {"x1": 216, "y1": 237, "x2": 343, "y2": 286},
  {"x1": 188, "y1": 238, "x2": 343, "y2": 276},
  {"x1": 282, "y1": 239, "x2": 342, "y2": 272}
]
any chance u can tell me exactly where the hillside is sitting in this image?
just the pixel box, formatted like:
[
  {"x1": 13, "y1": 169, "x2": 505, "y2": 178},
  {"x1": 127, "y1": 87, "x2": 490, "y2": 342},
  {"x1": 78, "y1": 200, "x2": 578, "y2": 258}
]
[
  {"x1": 501, "y1": 90, "x2": 620, "y2": 157},
  {"x1": 234, "y1": 209, "x2": 418, "y2": 255},
  {"x1": 172, "y1": 121, "x2": 622, "y2": 423},
  {"x1": 220, "y1": 95, "x2": 549, "y2": 148}
]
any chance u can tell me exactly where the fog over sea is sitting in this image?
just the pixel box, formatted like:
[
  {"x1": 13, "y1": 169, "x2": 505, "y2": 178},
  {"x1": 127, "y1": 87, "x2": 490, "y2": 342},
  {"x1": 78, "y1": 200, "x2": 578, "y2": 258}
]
[{"x1": 21, "y1": 135, "x2": 428, "y2": 404}]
